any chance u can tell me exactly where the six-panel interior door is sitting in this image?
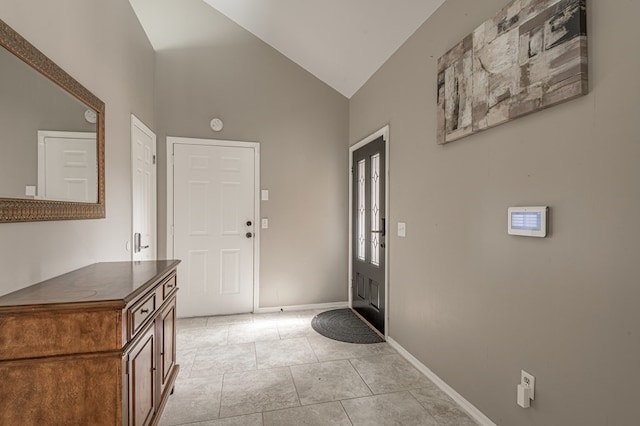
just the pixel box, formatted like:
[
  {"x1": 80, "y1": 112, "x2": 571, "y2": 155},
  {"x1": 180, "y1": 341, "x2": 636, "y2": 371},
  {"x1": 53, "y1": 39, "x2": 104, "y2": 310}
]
[
  {"x1": 352, "y1": 136, "x2": 386, "y2": 334},
  {"x1": 173, "y1": 143, "x2": 255, "y2": 318},
  {"x1": 37, "y1": 131, "x2": 97, "y2": 202},
  {"x1": 131, "y1": 116, "x2": 157, "y2": 261}
]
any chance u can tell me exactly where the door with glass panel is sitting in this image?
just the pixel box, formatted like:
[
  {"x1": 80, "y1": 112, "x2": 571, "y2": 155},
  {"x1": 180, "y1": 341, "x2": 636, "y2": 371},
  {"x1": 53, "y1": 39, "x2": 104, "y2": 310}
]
[{"x1": 352, "y1": 136, "x2": 386, "y2": 334}]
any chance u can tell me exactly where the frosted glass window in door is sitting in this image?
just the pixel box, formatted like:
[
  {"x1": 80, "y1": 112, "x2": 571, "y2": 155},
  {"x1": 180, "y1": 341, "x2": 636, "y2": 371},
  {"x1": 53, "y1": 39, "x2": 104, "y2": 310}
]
[
  {"x1": 357, "y1": 159, "x2": 366, "y2": 261},
  {"x1": 370, "y1": 153, "x2": 380, "y2": 267}
]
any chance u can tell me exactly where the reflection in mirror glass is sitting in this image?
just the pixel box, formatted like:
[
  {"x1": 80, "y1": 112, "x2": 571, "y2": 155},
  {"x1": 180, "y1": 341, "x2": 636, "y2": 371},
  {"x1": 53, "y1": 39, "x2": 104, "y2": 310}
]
[{"x1": 0, "y1": 45, "x2": 98, "y2": 202}]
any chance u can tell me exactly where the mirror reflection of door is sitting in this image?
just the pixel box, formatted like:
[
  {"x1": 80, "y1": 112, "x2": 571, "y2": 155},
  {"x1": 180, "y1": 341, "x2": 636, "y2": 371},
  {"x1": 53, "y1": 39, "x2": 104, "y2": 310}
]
[
  {"x1": 131, "y1": 115, "x2": 157, "y2": 261},
  {"x1": 37, "y1": 130, "x2": 97, "y2": 202},
  {"x1": 0, "y1": 43, "x2": 99, "y2": 203},
  {"x1": 352, "y1": 135, "x2": 386, "y2": 334}
]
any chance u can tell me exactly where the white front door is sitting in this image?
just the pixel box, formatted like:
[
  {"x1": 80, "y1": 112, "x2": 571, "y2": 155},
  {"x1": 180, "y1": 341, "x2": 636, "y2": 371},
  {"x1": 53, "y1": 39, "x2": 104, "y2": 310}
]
[
  {"x1": 173, "y1": 142, "x2": 256, "y2": 317},
  {"x1": 131, "y1": 115, "x2": 157, "y2": 261}
]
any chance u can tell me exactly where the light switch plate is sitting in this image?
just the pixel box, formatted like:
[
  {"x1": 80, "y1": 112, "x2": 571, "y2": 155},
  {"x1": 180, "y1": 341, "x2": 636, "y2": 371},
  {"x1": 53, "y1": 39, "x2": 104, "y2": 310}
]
[
  {"x1": 397, "y1": 222, "x2": 406, "y2": 237},
  {"x1": 261, "y1": 190, "x2": 269, "y2": 201},
  {"x1": 25, "y1": 185, "x2": 36, "y2": 197}
]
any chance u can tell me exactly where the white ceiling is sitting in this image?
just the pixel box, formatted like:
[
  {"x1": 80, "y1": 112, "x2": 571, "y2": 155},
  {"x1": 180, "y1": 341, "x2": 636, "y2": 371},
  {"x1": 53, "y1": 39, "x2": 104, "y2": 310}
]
[{"x1": 130, "y1": 0, "x2": 446, "y2": 98}]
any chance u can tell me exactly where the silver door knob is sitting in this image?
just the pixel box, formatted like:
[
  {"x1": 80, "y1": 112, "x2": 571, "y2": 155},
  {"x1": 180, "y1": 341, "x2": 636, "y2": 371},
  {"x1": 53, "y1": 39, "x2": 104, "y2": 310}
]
[
  {"x1": 246, "y1": 232, "x2": 253, "y2": 238},
  {"x1": 134, "y1": 232, "x2": 149, "y2": 253}
]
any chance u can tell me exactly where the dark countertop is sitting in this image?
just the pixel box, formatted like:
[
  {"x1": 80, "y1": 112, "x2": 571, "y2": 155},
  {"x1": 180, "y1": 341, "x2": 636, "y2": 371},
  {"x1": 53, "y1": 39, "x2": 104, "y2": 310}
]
[{"x1": 0, "y1": 260, "x2": 180, "y2": 310}]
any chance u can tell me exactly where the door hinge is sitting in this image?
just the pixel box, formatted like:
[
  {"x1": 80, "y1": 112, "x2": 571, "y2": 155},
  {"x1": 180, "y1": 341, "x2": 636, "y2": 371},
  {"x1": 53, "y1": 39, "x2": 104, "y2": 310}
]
[{"x1": 153, "y1": 154, "x2": 156, "y2": 165}]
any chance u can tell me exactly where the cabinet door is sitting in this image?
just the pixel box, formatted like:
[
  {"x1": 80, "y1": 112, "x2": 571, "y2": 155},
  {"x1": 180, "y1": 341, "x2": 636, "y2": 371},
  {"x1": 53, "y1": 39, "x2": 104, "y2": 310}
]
[
  {"x1": 128, "y1": 325, "x2": 155, "y2": 426},
  {"x1": 159, "y1": 297, "x2": 177, "y2": 397}
]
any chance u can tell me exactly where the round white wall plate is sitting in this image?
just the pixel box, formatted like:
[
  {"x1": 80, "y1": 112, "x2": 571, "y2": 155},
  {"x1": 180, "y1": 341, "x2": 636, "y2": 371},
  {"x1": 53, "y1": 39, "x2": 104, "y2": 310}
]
[{"x1": 210, "y1": 118, "x2": 224, "y2": 132}]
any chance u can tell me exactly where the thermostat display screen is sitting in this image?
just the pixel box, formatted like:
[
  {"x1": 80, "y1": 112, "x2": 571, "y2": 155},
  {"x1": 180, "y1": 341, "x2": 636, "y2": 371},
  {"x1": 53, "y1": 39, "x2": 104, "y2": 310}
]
[
  {"x1": 510, "y1": 212, "x2": 541, "y2": 231},
  {"x1": 508, "y1": 206, "x2": 548, "y2": 237}
]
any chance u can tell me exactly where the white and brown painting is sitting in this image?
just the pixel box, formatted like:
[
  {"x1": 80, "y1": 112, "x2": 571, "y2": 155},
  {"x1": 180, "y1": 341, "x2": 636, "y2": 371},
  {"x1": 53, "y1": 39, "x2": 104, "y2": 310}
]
[{"x1": 437, "y1": 0, "x2": 587, "y2": 144}]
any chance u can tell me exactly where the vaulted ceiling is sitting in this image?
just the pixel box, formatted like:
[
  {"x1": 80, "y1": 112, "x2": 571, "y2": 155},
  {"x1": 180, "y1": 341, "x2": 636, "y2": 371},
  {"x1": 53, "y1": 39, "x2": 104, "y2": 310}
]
[{"x1": 130, "y1": 0, "x2": 446, "y2": 98}]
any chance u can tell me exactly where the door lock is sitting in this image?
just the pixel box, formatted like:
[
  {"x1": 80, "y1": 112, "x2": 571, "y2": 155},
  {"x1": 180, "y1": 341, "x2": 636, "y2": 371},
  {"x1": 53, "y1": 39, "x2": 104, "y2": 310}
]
[
  {"x1": 246, "y1": 232, "x2": 253, "y2": 238},
  {"x1": 246, "y1": 221, "x2": 252, "y2": 226}
]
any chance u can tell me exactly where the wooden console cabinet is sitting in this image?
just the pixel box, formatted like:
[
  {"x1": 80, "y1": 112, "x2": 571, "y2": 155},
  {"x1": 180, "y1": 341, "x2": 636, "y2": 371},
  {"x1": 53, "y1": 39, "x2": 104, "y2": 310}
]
[{"x1": 0, "y1": 260, "x2": 181, "y2": 426}]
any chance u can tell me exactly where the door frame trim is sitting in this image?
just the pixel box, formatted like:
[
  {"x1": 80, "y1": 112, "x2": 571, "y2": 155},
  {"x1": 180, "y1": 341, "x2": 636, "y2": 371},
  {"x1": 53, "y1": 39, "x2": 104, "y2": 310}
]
[
  {"x1": 348, "y1": 125, "x2": 390, "y2": 337},
  {"x1": 131, "y1": 114, "x2": 157, "y2": 261},
  {"x1": 166, "y1": 136, "x2": 261, "y2": 313}
]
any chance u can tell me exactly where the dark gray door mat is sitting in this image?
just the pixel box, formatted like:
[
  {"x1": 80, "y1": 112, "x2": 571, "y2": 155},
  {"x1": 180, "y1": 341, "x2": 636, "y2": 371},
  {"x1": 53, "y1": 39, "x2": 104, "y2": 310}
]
[{"x1": 311, "y1": 308, "x2": 384, "y2": 344}]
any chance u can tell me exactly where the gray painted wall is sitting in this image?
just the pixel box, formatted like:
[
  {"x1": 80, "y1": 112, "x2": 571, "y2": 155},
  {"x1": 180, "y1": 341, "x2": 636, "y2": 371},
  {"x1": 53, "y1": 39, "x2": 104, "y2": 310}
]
[
  {"x1": 349, "y1": 0, "x2": 639, "y2": 424},
  {"x1": 0, "y1": 0, "x2": 155, "y2": 296},
  {"x1": 150, "y1": 1, "x2": 349, "y2": 308}
]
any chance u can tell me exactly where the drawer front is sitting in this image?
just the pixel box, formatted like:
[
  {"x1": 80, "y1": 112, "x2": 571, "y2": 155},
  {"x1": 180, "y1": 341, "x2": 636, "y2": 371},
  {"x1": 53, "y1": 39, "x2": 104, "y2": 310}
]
[
  {"x1": 162, "y1": 275, "x2": 177, "y2": 300},
  {"x1": 129, "y1": 293, "x2": 156, "y2": 337}
]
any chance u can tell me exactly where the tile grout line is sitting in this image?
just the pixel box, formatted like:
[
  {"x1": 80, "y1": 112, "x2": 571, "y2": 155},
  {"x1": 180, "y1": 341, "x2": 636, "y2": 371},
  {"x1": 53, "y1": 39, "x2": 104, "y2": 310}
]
[
  {"x1": 186, "y1": 347, "x2": 198, "y2": 379},
  {"x1": 252, "y1": 341, "x2": 258, "y2": 372},
  {"x1": 306, "y1": 336, "x2": 320, "y2": 364},
  {"x1": 347, "y1": 357, "x2": 375, "y2": 396},
  {"x1": 338, "y1": 400, "x2": 356, "y2": 426},
  {"x1": 287, "y1": 365, "x2": 303, "y2": 409},
  {"x1": 218, "y1": 370, "x2": 228, "y2": 419},
  {"x1": 224, "y1": 323, "x2": 230, "y2": 345},
  {"x1": 406, "y1": 389, "x2": 441, "y2": 425},
  {"x1": 306, "y1": 336, "x2": 319, "y2": 361}
]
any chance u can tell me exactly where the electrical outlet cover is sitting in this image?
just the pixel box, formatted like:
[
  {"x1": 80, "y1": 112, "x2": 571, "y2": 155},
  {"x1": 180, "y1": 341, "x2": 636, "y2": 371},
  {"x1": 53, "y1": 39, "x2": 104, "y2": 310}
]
[{"x1": 521, "y1": 370, "x2": 535, "y2": 400}]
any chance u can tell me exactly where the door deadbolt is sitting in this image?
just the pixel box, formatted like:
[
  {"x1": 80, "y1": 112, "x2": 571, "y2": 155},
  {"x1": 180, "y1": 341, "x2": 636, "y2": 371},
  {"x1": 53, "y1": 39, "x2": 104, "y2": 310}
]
[
  {"x1": 246, "y1": 221, "x2": 252, "y2": 226},
  {"x1": 246, "y1": 232, "x2": 253, "y2": 238}
]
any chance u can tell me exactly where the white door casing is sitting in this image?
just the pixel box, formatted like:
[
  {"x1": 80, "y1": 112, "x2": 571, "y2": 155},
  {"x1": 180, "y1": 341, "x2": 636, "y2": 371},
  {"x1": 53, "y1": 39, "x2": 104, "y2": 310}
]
[
  {"x1": 37, "y1": 130, "x2": 97, "y2": 202},
  {"x1": 168, "y1": 137, "x2": 260, "y2": 318},
  {"x1": 131, "y1": 115, "x2": 157, "y2": 261}
]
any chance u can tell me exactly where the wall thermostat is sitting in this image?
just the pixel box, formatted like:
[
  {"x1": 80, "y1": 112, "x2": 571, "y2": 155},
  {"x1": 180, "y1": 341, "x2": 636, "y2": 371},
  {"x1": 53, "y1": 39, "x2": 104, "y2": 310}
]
[{"x1": 508, "y1": 206, "x2": 548, "y2": 237}]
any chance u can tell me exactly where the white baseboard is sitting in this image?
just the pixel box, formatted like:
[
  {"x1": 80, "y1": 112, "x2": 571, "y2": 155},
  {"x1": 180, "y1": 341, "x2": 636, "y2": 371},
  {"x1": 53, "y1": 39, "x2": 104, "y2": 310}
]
[
  {"x1": 387, "y1": 337, "x2": 497, "y2": 426},
  {"x1": 254, "y1": 301, "x2": 349, "y2": 314}
]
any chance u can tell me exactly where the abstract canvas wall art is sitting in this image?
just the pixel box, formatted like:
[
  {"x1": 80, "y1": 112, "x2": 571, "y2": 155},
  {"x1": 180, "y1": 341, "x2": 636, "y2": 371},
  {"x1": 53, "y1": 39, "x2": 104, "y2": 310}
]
[{"x1": 437, "y1": 0, "x2": 587, "y2": 145}]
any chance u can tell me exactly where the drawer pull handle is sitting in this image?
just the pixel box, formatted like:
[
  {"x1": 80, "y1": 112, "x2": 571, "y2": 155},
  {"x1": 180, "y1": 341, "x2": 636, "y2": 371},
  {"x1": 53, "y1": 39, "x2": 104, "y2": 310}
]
[
  {"x1": 167, "y1": 284, "x2": 173, "y2": 289},
  {"x1": 140, "y1": 308, "x2": 149, "y2": 314}
]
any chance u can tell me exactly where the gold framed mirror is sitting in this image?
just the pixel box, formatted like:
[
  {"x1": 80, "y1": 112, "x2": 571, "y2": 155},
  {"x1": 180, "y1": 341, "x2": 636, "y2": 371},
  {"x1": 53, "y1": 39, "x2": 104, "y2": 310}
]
[{"x1": 0, "y1": 18, "x2": 105, "y2": 222}]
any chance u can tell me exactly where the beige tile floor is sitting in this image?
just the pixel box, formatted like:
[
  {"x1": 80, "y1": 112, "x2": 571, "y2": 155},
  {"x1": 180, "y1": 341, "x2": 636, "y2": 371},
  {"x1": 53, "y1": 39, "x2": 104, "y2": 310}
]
[{"x1": 159, "y1": 310, "x2": 479, "y2": 426}]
